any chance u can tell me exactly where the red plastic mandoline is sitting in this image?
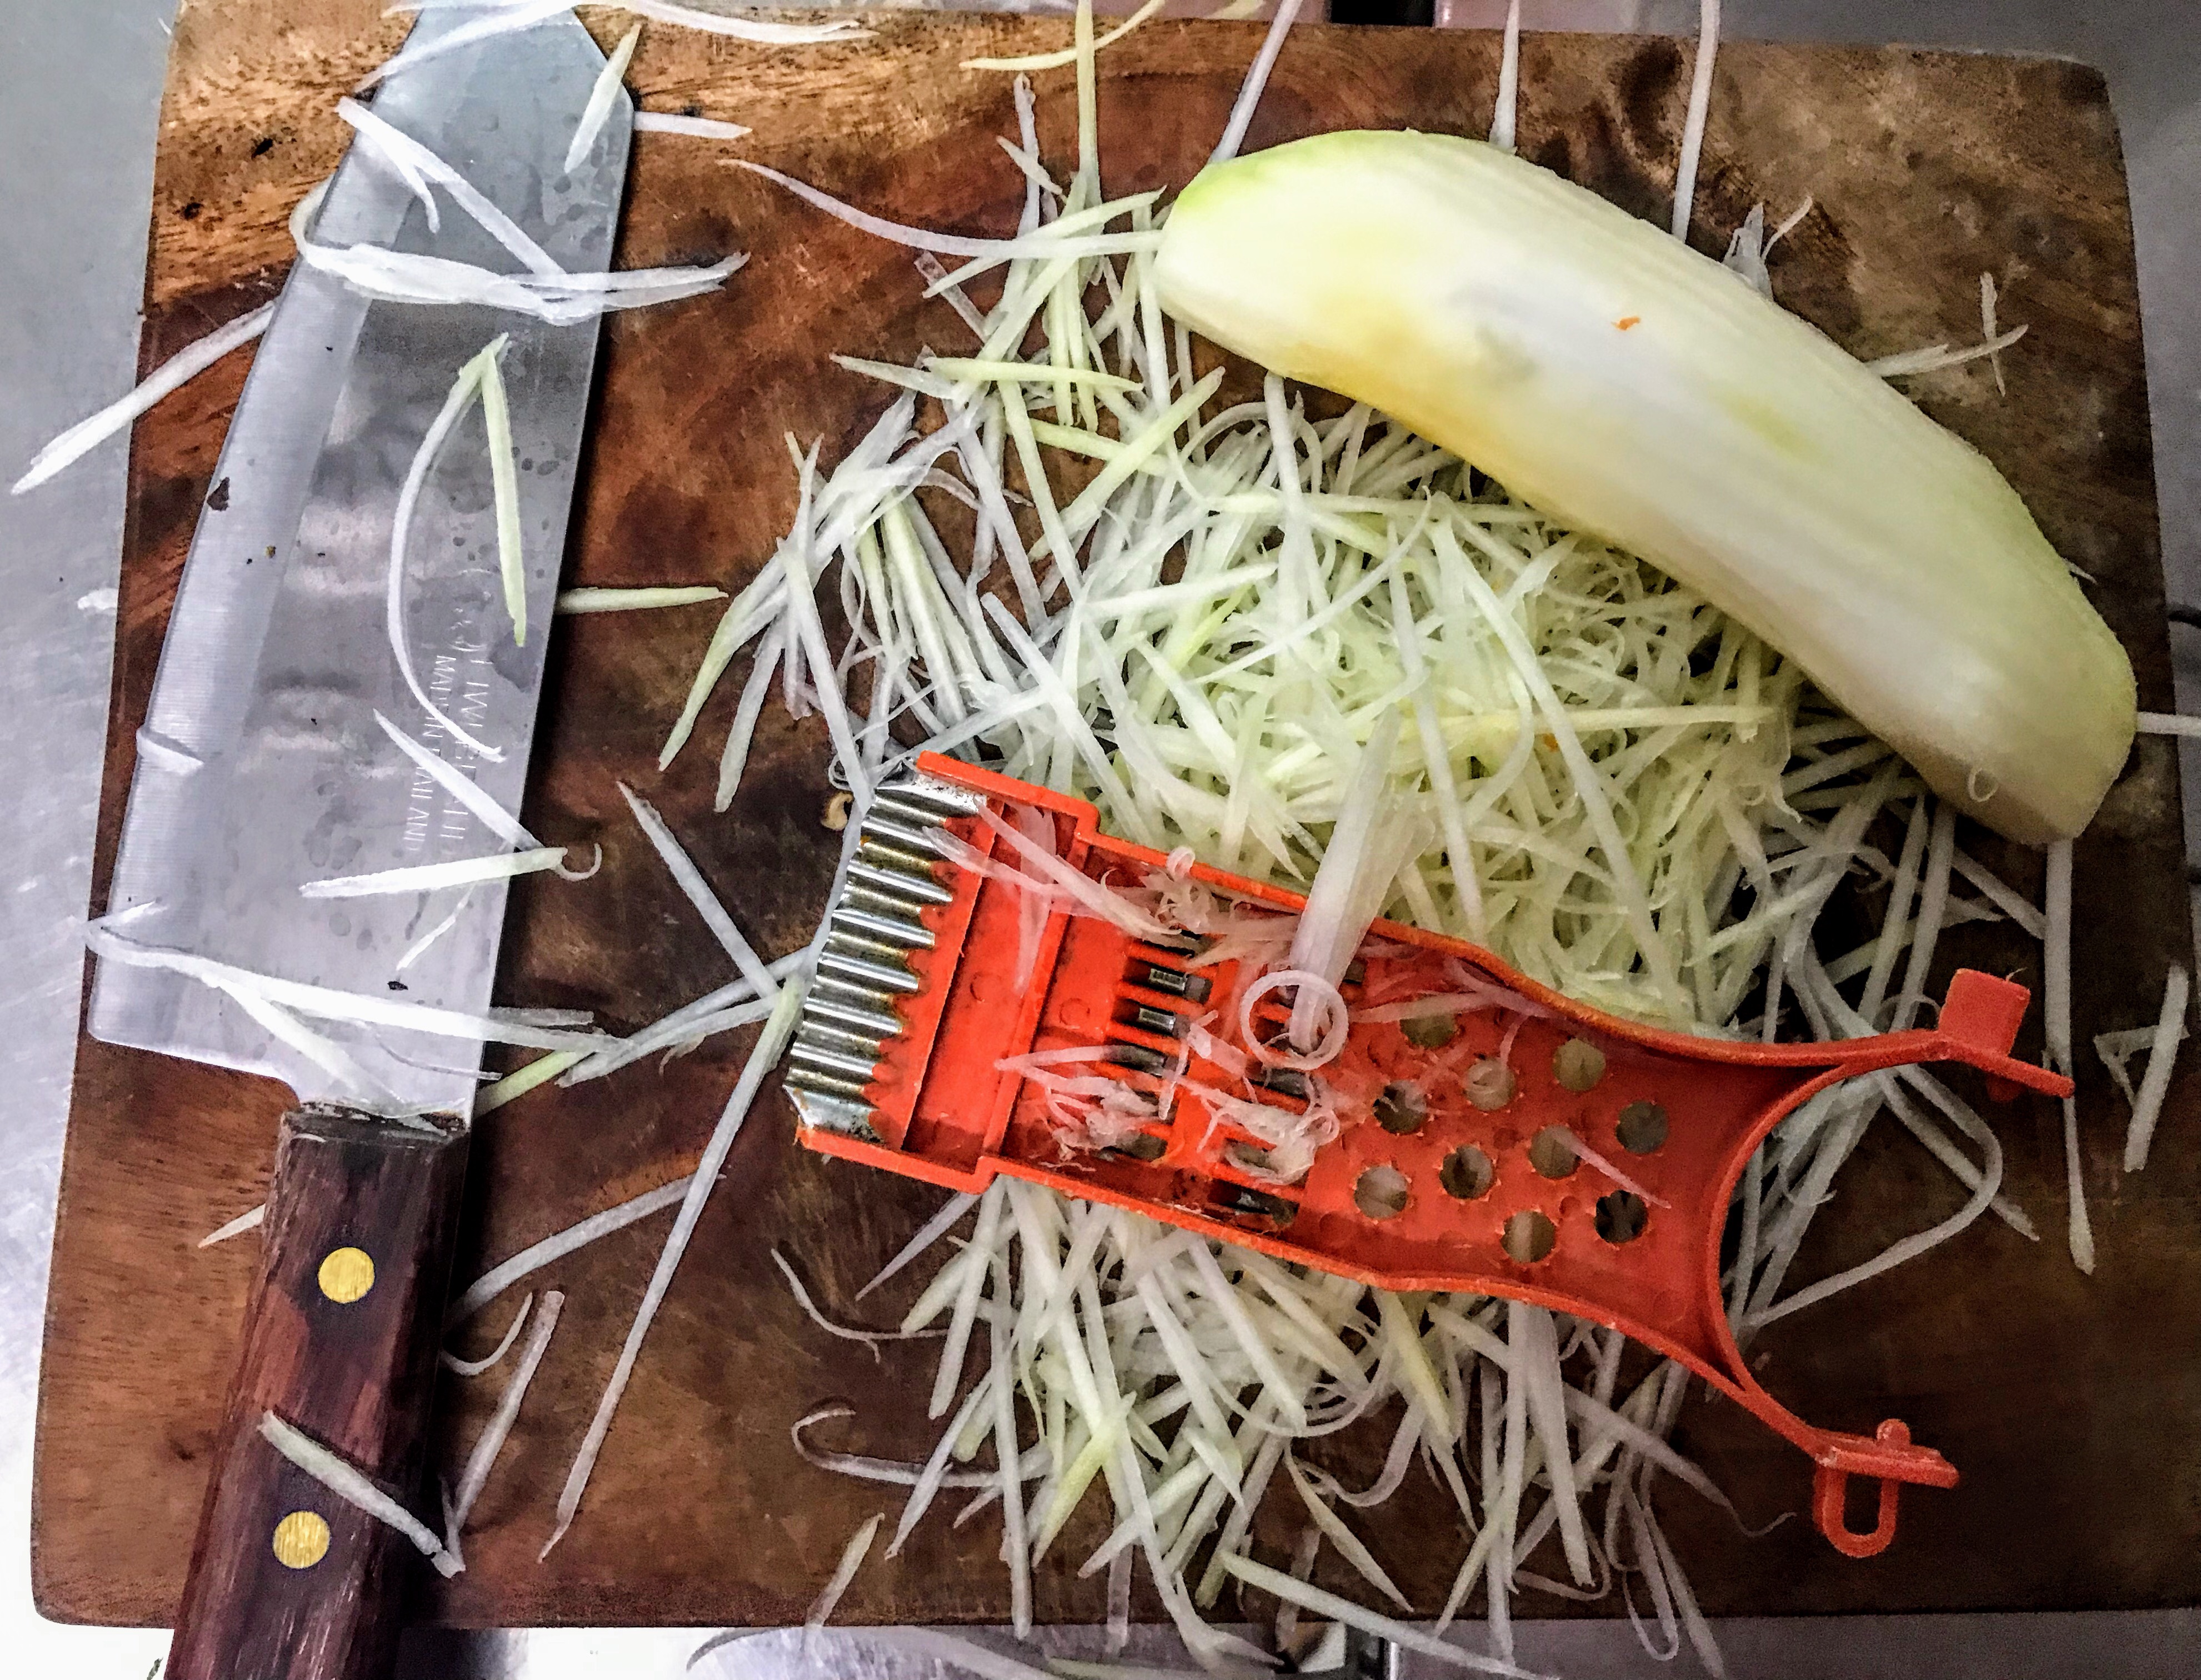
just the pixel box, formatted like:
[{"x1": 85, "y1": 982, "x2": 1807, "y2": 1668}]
[{"x1": 786, "y1": 753, "x2": 2069, "y2": 1557}]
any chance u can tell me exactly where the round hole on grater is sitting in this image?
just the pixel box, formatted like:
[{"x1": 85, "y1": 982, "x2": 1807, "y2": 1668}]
[
  {"x1": 1353, "y1": 1164, "x2": 1410, "y2": 1221},
  {"x1": 1553, "y1": 1038, "x2": 1607, "y2": 1093},
  {"x1": 1373, "y1": 1082, "x2": 1428, "y2": 1134},
  {"x1": 1464, "y1": 1058, "x2": 1517, "y2": 1111},
  {"x1": 1439, "y1": 1144, "x2": 1495, "y2": 1200},
  {"x1": 1502, "y1": 1209, "x2": 1558, "y2": 1263},
  {"x1": 1528, "y1": 1126, "x2": 1579, "y2": 1179},
  {"x1": 1401, "y1": 1013, "x2": 1458, "y2": 1049},
  {"x1": 1595, "y1": 1189, "x2": 1649, "y2": 1244},
  {"x1": 1616, "y1": 1099, "x2": 1669, "y2": 1154}
]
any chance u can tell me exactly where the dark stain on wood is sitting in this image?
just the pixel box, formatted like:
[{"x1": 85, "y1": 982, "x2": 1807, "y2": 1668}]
[{"x1": 1617, "y1": 36, "x2": 1683, "y2": 153}]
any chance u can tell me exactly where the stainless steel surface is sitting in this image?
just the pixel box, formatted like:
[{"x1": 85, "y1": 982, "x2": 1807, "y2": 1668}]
[
  {"x1": 785, "y1": 1085, "x2": 882, "y2": 1138},
  {"x1": 397, "y1": 1610, "x2": 2201, "y2": 1679},
  {"x1": 830, "y1": 902, "x2": 937, "y2": 947},
  {"x1": 874, "y1": 769, "x2": 991, "y2": 819},
  {"x1": 858, "y1": 809, "x2": 952, "y2": 854},
  {"x1": 91, "y1": 8, "x2": 624, "y2": 1116},
  {"x1": 818, "y1": 942, "x2": 922, "y2": 992},
  {"x1": 848, "y1": 853, "x2": 957, "y2": 904},
  {"x1": 803, "y1": 989, "x2": 906, "y2": 1037},
  {"x1": 2, "y1": 1, "x2": 2198, "y2": 1674},
  {"x1": 794, "y1": 1018, "x2": 889, "y2": 1055},
  {"x1": 788, "y1": 1036, "x2": 887, "y2": 1082}
]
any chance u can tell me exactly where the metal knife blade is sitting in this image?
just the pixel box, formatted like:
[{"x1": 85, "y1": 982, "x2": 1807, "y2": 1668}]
[{"x1": 91, "y1": 9, "x2": 627, "y2": 1118}]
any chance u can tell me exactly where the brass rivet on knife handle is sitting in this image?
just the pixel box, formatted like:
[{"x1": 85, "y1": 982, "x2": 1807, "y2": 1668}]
[
  {"x1": 271, "y1": 1510, "x2": 331, "y2": 1570},
  {"x1": 316, "y1": 1246, "x2": 375, "y2": 1304}
]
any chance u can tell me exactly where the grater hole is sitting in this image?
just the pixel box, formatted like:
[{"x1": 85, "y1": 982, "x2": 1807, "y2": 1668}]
[
  {"x1": 1553, "y1": 1038, "x2": 1607, "y2": 1092},
  {"x1": 1353, "y1": 1164, "x2": 1410, "y2": 1221},
  {"x1": 1374, "y1": 1082, "x2": 1427, "y2": 1134},
  {"x1": 1595, "y1": 1189, "x2": 1648, "y2": 1244},
  {"x1": 1502, "y1": 1209, "x2": 1558, "y2": 1263},
  {"x1": 1528, "y1": 1126, "x2": 1579, "y2": 1179},
  {"x1": 1105, "y1": 1132, "x2": 1166, "y2": 1163},
  {"x1": 1439, "y1": 1144, "x2": 1495, "y2": 1200},
  {"x1": 1226, "y1": 1141, "x2": 1277, "y2": 1177},
  {"x1": 1616, "y1": 1100, "x2": 1669, "y2": 1154},
  {"x1": 1402, "y1": 1013, "x2": 1458, "y2": 1049},
  {"x1": 1464, "y1": 1058, "x2": 1517, "y2": 1111},
  {"x1": 1209, "y1": 1181, "x2": 1298, "y2": 1227}
]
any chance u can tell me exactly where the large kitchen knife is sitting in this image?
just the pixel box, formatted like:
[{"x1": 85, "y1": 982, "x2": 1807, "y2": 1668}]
[{"x1": 88, "y1": 13, "x2": 626, "y2": 1678}]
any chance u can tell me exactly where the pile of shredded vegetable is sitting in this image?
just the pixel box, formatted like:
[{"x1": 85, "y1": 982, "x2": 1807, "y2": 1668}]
[
  {"x1": 621, "y1": 14, "x2": 2139, "y2": 1677},
  {"x1": 21, "y1": 4, "x2": 2198, "y2": 1677}
]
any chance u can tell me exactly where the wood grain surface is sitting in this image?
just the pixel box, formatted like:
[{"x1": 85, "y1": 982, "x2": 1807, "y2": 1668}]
[{"x1": 33, "y1": 0, "x2": 2200, "y2": 1631}]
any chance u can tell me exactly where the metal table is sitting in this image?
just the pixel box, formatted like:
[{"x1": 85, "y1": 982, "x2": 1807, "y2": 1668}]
[{"x1": 3, "y1": 2, "x2": 2195, "y2": 1673}]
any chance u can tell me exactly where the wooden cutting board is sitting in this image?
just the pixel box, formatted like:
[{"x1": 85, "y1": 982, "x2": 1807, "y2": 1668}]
[{"x1": 34, "y1": 0, "x2": 2201, "y2": 1631}]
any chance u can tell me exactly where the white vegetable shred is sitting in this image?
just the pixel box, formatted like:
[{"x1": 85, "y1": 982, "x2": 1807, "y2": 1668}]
[
  {"x1": 617, "y1": 781, "x2": 781, "y2": 1007},
  {"x1": 804, "y1": 1513, "x2": 883, "y2": 1637},
  {"x1": 565, "y1": 23, "x2": 641, "y2": 177},
  {"x1": 387, "y1": 339, "x2": 509, "y2": 762},
  {"x1": 633, "y1": 111, "x2": 753, "y2": 142},
  {"x1": 447, "y1": 1289, "x2": 565, "y2": 1541},
  {"x1": 259, "y1": 1411, "x2": 461, "y2": 1577},
  {"x1": 11, "y1": 303, "x2": 274, "y2": 494},
  {"x1": 557, "y1": 584, "x2": 726, "y2": 613},
  {"x1": 477, "y1": 337, "x2": 528, "y2": 645},
  {"x1": 442, "y1": 1292, "x2": 534, "y2": 1377},
  {"x1": 448, "y1": 1175, "x2": 692, "y2": 1325},
  {"x1": 543, "y1": 987, "x2": 803, "y2": 1555},
  {"x1": 366, "y1": 0, "x2": 865, "y2": 97},
  {"x1": 963, "y1": 0, "x2": 1169, "y2": 73},
  {"x1": 1868, "y1": 323, "x2": 2028, "y2": 379},
  {"x1": 2122, "y1": 963, "x2": 2189, "y2": 1172},
  {"x1": 1489, "y1": 0, "x2": 1523, "y2": 153},
  {"x1": 1210, "y1": 0, "x2": 1303, "y2": 166},
  {"x1": 89, "y1": 922, "x2": 605, "y2": 1054},
  {"x1": 197, "y1": 1203, "x2": 266, "y2": 1248},
  {"x1": 1670, "y1": 0, "x2": 1721, "y2": 241},
  {"x1": 299, "y1": 847, "x2": 571, "y2": 899}
]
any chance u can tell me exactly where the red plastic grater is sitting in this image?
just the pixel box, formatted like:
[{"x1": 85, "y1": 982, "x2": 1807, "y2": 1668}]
[{"x1": 787, "y1": 752, "x2": 2070, "y2": 1558}]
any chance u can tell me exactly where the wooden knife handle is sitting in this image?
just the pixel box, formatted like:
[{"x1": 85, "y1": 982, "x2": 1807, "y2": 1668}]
[{"x1": 166, "y1": 1106, "x2": 470, "y2": 1680}]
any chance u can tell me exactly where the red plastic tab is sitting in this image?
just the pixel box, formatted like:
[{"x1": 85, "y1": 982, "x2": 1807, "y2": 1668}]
[
  {"x1": 1938, "y1": 968, "x2": 2033, "y2": 1059},
  {"x1": 1812, "y1": 1421, "x2": 1950, "y2": 1557}
]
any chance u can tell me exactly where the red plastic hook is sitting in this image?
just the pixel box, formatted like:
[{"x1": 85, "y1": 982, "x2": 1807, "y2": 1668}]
[{"x1": 1812, "y1": 1421, "x2": 1926, "y2": 1557}]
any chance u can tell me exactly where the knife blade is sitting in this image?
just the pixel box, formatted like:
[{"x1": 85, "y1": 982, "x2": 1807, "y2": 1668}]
[
  {"x1": 92, "y1": 8, "x2": 620, "y2": 1114},
  {"x1": 87, "y1": 12, "x2": 627, "y2": 1678}
]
